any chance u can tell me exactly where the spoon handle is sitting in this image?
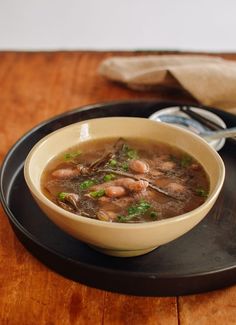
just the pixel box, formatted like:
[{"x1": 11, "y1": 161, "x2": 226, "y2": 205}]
[
  {"x1": 201, "y1": 127, "x2": 236, "y2": 141},
  {"x1": 180, "y1": 106, "x2": 223, "y2": 131}
]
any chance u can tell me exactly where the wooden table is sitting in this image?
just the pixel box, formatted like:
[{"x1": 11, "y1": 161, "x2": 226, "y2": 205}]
[{"x1": 1, "y1": 51, "x2": 236, "y2": 325}]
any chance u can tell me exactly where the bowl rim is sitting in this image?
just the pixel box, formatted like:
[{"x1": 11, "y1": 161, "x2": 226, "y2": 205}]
[{"x1": 24, "y1": 116, "x2": 225, "y2": 229}]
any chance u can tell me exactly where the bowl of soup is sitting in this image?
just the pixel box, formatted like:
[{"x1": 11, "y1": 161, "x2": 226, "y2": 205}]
[{"x1": 24, "y1": 117, "x2": 225, "y2": 257}]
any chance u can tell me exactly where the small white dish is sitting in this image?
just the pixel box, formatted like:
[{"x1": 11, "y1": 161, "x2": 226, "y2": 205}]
[{"x1": 149, "y1": 106, "x2": 226, "y2": 151}]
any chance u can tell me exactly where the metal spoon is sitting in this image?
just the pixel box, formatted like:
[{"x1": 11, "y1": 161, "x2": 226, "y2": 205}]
[{"x1": 200, "y1": 127, "x2": 236, "y2": 141}]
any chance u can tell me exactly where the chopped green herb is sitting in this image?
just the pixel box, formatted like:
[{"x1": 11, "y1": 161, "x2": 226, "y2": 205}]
[
  {"x1": 127, "y1": 149, "x2": 138, "y2": 159},
  {"x1": 103, "y1": 174, "x2": 116, "y2": 182},
  {"x1": 117, "y1": 200, "x2": 153, "y2": 222},
  {"x1": 121, "y1": 162, "x2": 129, "y2": 171},
  {"x1": 128, "y1": 200, "x2": 151, "y2": 216},
  {"x1": 80, "y1": 179, "x2": 95, "y2": 190},
  {"x1": 58, "y1": 192, "x2": 67, "y2": 201},
  {"x1": 169, "y1": 154, "x2": 178, "y2": 163},
  {"x1": 195, "y1": 188, "x2": 208, "y2": 197},
  {"x1": 122, "y1": 144, "x2": 138, "y2": 159},
  {"x1": 180, "y1": 154, "x2": 192, "y2": 167},
  {"x1": 117, "y1": 215, "x2": 128, "y2": 223},
  {"x1": 109, "y1": 159, "x2": 117, "y2": 167},
  {"x1": 64, "y1": 152, "x2": 81, "y2": 160},
  {"x1": 89, "y1": 189, "x2": 105, "y2": 198},
  {"x1": 150, "y1": 211, "x2": 158, "y2": 219}
]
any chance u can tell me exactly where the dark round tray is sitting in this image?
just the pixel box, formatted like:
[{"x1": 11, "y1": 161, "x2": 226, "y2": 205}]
[{"x1": 1, "y1": 100, "x2": 236, "y2": 297}]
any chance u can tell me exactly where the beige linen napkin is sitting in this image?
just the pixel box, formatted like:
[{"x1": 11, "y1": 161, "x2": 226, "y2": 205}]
[{"x1": 99, "y1": 55, "x2": 236, "y2": 113}]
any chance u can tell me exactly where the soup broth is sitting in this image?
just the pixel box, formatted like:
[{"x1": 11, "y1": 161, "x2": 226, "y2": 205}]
[{"x1": 41, "y1": 137, "x2": 210, "y2": 223}]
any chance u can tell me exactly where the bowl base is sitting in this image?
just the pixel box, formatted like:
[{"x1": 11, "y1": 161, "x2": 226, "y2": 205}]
[{"x1": 88, "y1": 245, "x2": 158, "y2": 257}]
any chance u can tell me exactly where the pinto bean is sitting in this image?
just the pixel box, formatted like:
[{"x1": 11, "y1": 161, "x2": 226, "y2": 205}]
[
  {"x1": 98, "y1": 196, "x2": 111, "y2": 204},
  {"x1": 133, "y1": 189, "x2": 158, "y2": 202},
  {"x1": 190, "y1": 163, "x2": 201, "y2": 171},
  {"x1": 158, "y1": 161, "x2": 175, "y2": 171},
  {"x1": 115, "y1": 177, "x2": 135, "y2": 187},
  {"x1": 51, "y1": 168, "x2": 80, "y2": 179},
  {"x1": 115, "y1": 177, "x2": 148, "y2": 192},
  {"x1": 129, "y1": 160, "x2": 149, "y2": 174},
  {"x1": 90, "y1": 180, "x2": 116, "y2": 192},
  {"x1": 167, "y1": 182, "x2": 185, "y2": 193},
  {"x1": 105, "y1": 186, "x2": 126, "y2": 198},
  {"x1": 51, "y1": 163, "x2": 90, "y2": 179},
  {"x1": 127, "y1": 180, "x2": 149, "y2": 192}
]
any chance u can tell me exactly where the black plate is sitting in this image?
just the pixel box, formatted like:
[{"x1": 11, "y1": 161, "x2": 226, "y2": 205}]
[{"x1": 1, "y1": 100, "x2": 236, "y2": 297}]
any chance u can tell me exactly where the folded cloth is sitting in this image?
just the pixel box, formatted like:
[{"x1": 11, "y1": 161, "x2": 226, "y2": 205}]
[{"x1": 99, "y1": 55, "x2": 236, "y2": 113}]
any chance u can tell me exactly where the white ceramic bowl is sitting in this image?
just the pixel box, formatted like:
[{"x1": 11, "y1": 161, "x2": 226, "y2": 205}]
[{"x1": 24, "y1": 117, "x2": 225, "y2": 257}]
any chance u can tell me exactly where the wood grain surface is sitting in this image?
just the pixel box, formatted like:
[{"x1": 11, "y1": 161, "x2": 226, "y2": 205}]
[{"x1": 1, "y1": 51, "x2": 236, "y2": 325}]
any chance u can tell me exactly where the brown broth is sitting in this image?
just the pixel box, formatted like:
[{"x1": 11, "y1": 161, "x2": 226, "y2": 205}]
[{"x1": 41, "y1": 137, "x2": 210, "y2": 223}]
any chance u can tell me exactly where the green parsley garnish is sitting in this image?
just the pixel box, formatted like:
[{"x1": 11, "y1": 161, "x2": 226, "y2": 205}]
[
  {"x1": 117, "y1": 200, "x2": 154, "y2": 223},
  {"x1": 116, "y1": 215, "x2": 128, "y2": 223},
  {"x1": 128, "y1": 200, "x2": 151, "y2": 215},
  {"x1": 109, "y1": 159, "x2": 117, "y2": 167},
  {"x1": 121, "y1": 162, "x2": 129, "y2": 171},
  {"x1": 127, "y1": 149, "x2": 138, "y2": 159},
  {"x1": 169, "y1": 154, "x2": 178, "y2": 163},
  {"x1": 89, "y1": 189, "x2": 105, "y2": 198},
  {"x1": 103, "y1": 174, "x2": 116, "y2": 182},
  {"x1": 122, "y1": 144, "x2": 138, "y2": 159},
  {"x1": 80, "y1": 179, "x2": 95, "y2": 190},
  {"x1": 180, "y1": 154, "x2": 192, "y2": 167},
  {"x1": 195, "y1": 188, "x2": 208, "y2": 197},
  {"x1": 57, "y1": 192, "x2": 67, "y2": 201},
  {"x1": 150, "y1": 211, "x2": 158, "y2": 219}
]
